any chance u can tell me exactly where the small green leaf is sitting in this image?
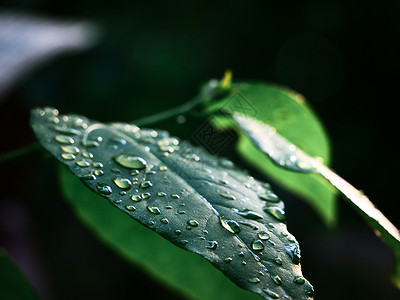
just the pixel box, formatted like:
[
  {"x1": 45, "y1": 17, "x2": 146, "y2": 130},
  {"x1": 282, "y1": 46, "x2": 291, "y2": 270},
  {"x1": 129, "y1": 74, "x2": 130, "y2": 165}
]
[
  {"x1": 0, "y1": 249, "x2": 39, "y2": 300},
  {"x1": 206, "y1": 82, "x2": 337, "y2": 225},
  {"x1": 31, "y1": 107, "x2": 314, "y2": 299}
]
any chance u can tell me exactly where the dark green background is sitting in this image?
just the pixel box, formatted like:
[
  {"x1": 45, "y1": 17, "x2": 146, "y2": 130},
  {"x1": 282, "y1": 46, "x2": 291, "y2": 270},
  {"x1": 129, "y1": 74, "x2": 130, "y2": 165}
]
[{"x1": 1, "y1": 0, "x2": 399, "y2": 299}]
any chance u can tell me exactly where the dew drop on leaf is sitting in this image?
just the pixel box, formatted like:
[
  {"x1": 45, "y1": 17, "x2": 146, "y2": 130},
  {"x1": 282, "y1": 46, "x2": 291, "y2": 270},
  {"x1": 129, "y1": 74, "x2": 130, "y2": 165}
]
[
  {"x1": 61, "y1": 153, "x2": 75, "y2": 160},
  {"x1": 263, "y1": 206, "x2": 286, "y2": 222},
  {"x1": 248, "y1": 278, "x2": 260, "y2": 283},
  {"x1": 113, "y1": 177, "x2": 133, "y2": 190},
  {"x1": 262, "y1": 289, "x2": 279, "y2": 299},
  {"x1": 97, "y1": 183, "x2": 112, "y2": 196},
  {"x1": 61, "y1": 145, "x2": 80, "y2": 154},
  {"x1": 55, "y1": 135, "x2": 75, "y2": 144},
  {"x1": 293, "y1": 276, "x2": 306, "y2": 284},
  {"x1": 131, "y1": 195, "x2": 142, "y2": 202},
  {"x1": 141, "y1": 192, "x2": 151, "y2": 199},
  {"x1": 114, "y1": 154, "x2": 147, "y2": 170},
  {"x1": 187, "y1": 219, "x2": 199, "y2": 227},
  {"x1": 258, "y1": 231, "x2": 271, "y2": 240},
  {"x1": 251, "y1": 239, "x2": 265, "y2": 251},
  {"x1": 75, "y1": 160, "x2": 90, "y2": 168},
  {"x1": 125, "y1": 205, "x2": 136, "y2": 211},
  {"x1": 205, "y1": 240, "x2": 218, "y2": 250},
  {"x1": 140, "y1": 181, "x2": 153, "y2": 189},
  {"x1": 271, "y1": 275, "x2": 282, "y2": 285},
  {"x1": 147, "y1": 206, "x2": 161, "y2": 215}
]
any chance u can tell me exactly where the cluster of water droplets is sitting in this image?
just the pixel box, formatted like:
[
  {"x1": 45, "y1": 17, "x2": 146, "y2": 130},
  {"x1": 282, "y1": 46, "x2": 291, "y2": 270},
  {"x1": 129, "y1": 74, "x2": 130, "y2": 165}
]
[{"x1": 34, "y1": 107, "x2": 314, "y2": 299}]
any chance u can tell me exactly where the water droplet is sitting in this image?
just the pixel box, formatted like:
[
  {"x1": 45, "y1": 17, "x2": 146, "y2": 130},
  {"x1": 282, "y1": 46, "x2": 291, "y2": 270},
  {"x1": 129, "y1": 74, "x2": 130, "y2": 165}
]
[
  {"x1": 82, "y1": 152, "x2": 94, "y2": 159},
  {"x1": 263, "y1": 206, "x2": 286, "y2": 222},
  {"x1": 220, "y1": 159, "x2": 234, "y2": 168},
  {"x1": 180, "y1": 240, "x2": 188, "y2": 245},
  {"x1": 114, "y1": 154, "x2": 147, "y2": 169},
  {"x1": 293, "y1": 276, "x2": 305, "y2": 284},
  {"x1": 272, "y1": 275, "x2": 282, "y2": 285},
  {"x1": 131, "y1": 195, "x2": 142, "y2": 202},
  {"x1": 147, "y1": 206, "x2": 160, "y2": 215},
  {"x1": 241, "y1": 261, "x2": 247, "y2": 266},
  {"x1": 75, "y1": 160, "x2": 90, "y2": 168},
  {"x1": 224, "y1": 257, "x2": 232, "y2": 263},
  {"x1": 238, "y1": 252, "x2": 245, "y2": 257},
  {"x1": 157, "y1": 192, "x2": 166, "y2": 197},
  {"x1": 61, "y1": 145, "x2": 80, "y2": 154},
  {"x1": 120, "y1": 191, "x2": 127, "y2": 196},
  {"x1": 274, "y1": 257, "x2": 283, "y2": 265},
  {"x1": 205, "y1": 240, "x2": 218, "y2": 250},
  {"x1": 83, "y1": 140, "x2": 99, "y2": 148},
  {"x1": 61, "y1": 153, "x2": 75, "y2": 160},
  {"x1": 140, "y1": 181, "x2": 153, "y2": 189},
  {"x1": 251, "y1": 239, "x2": 265, "y2": 251},
  {"x1": 262, "y1": 289, "x2": 279, "y2": 299},
  {"x1": 175, "y1": 229, "x2": 182, "y2": 235},
  {"x1": 220, "y1": 218, "x2": 241, "y2": 234},
  {"x1": 81, "y1": 173, "x2": 96, "y2": 180},
  {"x1": 141, "y1": 192, "x2": 151, "y2": 199},
  {"x1": 220, "y1": 193, "x2": 236, "y2": 200},
  {"x1": 94, "y1": 170, "x2": 104, "y2": 176},
  {"x1": 97, "y1": 183, "x2": 112, "y2": 196},
  {"x1": 304, "y1": 281, "x2": 315, "y2": 297},
  {"x1": 284, "y1": 245, "x2": 301, "y2": 264},
  {"x1": 187, "y1": 219, "x2": 199, "y2": 227},
  {"x1": 171, "y1": 194, "x2": 180, "y2": 199},
  {"x1": 234, "y1": 209, "x2": 263, "y2": 220},
  {"x1": 93, "y1": 162, "x2": 103, "y2": 168},
  {"x1": 258, "y1": 192, "x2": 280, "y2": 202},
  {"x1": 160, "y1": 218, "x2": 169, "y2": 224},
  {"x1": 125, "y1": 205, "x2": 136, "y2": 211},
  {"x1": 112, "y1": 178, "x2": 132, "y2": 190},
  {"x1": 258, "y1": 231, "x2": 271, "y2": 240},
  {"x1": 186, "y1": 153, "x2": 200, "y2": 161},
  {"x1": 55, "y1": 135, "x2": 75, "y2": 144},
  {"x1": 248, "y1": 278, "x2": 260, "y2": 283}
]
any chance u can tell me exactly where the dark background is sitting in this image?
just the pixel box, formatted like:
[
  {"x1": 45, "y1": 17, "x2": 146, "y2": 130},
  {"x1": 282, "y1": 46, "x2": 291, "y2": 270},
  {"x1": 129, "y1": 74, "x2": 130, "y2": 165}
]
[{"x1": 1, "y1": 0, "x2": 400, "y2": 299}]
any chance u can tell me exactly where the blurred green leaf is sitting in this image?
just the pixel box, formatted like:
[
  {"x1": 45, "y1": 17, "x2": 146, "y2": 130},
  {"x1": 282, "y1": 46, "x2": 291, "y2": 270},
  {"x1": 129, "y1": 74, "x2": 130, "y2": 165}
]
[
  {"x1": 0, "y1": 249, "x2": 39, "y2": 300},
  {"x1": 31, "y1": 107, "x2": 314, "y2": 299},
  {"x1": 206, "y1": 82, "x2": 338, "y2": 225}
]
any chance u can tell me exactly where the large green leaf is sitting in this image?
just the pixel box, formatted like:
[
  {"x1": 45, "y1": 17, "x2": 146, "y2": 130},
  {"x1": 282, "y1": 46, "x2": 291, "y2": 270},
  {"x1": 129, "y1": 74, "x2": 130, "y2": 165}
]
[
  {"x1": 206, "y1": 82, "x2": 337, "y2": 225},
  {"x1": 31, "y1": 107, "x2": 314, "y2": 299},
  {"x1": 0, "y1": 249, "x2": 39, "y2": 300}
]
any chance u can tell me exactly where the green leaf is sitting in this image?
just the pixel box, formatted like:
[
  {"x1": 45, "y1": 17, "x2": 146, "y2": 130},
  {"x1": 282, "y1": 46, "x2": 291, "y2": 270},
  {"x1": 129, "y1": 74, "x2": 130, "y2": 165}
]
[
  {"x1": 206, "y1": 82, "x2": 338, "y2": 225},
  {"x1": 31, "y1": 107, "x2": 314, "y2": 300},
  {"x1": 232, "y1": 113, "x2": 400, "y2": 290},
  {"x1": 0, "y1": 249, "x2": 39, "y2": 300}
]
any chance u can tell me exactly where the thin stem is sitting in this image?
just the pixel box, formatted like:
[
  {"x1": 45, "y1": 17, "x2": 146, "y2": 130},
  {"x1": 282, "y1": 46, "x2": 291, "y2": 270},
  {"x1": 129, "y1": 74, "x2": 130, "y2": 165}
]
[
  {"x1": 0, "y1": 142, "x2": 41, "y2": 165},
  {"x1": 132, "y1": 95, "x2": 203, "y2": 127}
]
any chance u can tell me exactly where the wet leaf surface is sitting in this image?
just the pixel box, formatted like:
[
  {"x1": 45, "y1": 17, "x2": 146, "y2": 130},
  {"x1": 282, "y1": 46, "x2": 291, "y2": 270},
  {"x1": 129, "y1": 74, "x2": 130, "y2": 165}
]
[{"x1": 31, "y1": 107, "x2": 314, "y2": 299}]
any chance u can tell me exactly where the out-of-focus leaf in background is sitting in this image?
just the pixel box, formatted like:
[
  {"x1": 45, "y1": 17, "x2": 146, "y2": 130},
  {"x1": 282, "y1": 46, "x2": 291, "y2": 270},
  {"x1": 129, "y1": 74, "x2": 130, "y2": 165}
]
[
  {"x1": 0, "y1": 12, "x2": 98, "y2": 101},
  {"x1": 206, "y1": 82, "x2": 338, "y2": 225},
  {"x1": 0, "y1": 248, "x2": 39, "y2": 300}
]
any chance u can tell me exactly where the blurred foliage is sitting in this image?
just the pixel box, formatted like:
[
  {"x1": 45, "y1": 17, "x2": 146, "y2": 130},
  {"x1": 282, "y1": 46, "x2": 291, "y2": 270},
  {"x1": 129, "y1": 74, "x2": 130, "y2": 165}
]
[
  {"x1": 1, "y1": 0, "x2": 400, "y2": 299},
  {"x1": 0, "y1": 249, "x2": 39, "y2": 300}
]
